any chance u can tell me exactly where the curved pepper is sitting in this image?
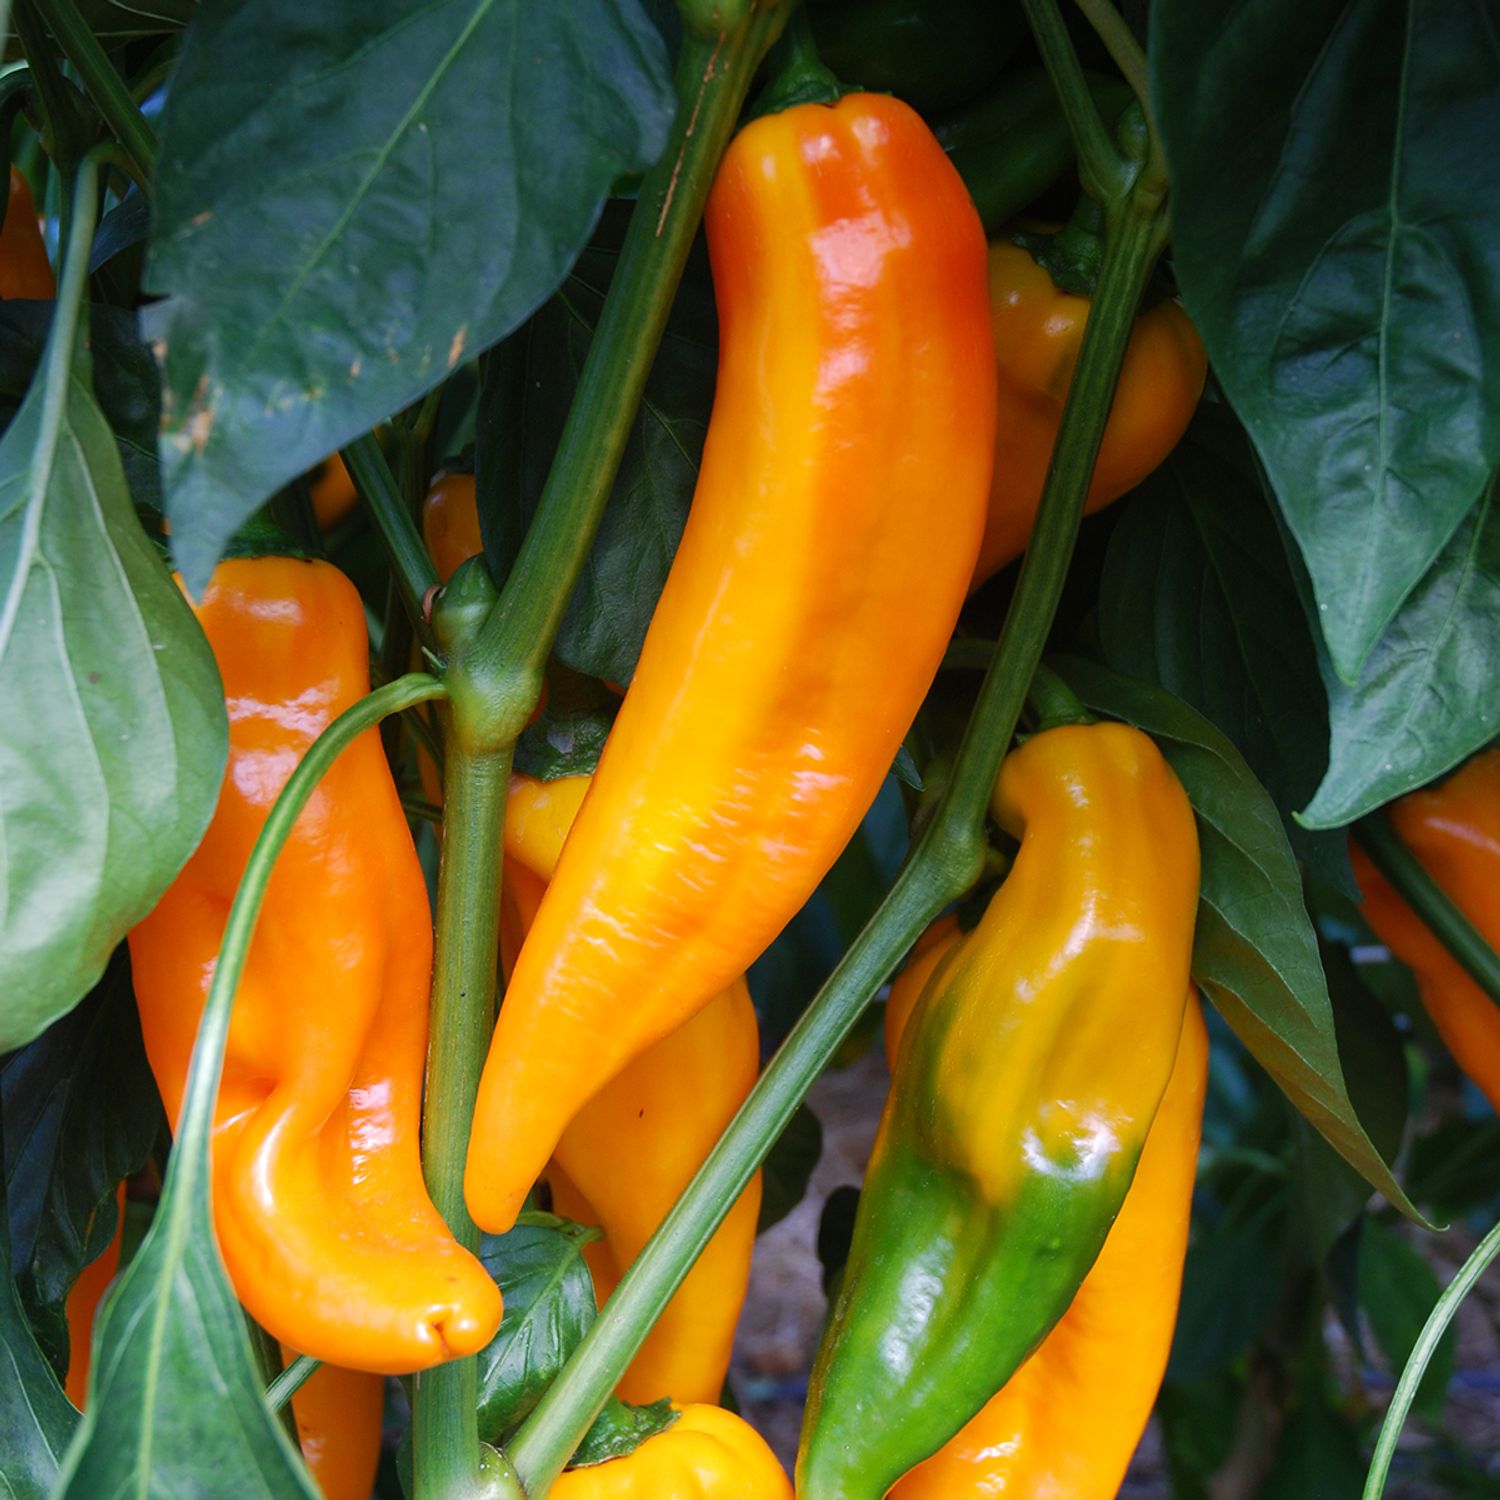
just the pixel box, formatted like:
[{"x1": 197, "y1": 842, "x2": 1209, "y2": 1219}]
[
  {"x1": 309, "y1": 454, "x2": 359, "y2": 530},
  {"x1": 422, "y1": 469, "x2": 483, "y2": 584},
  {"x1": 798, "y1": 722, "x2": 1199, "y2": 1499},
  {"x1": 972, "y1": 236, "x2": 1206, "y2": 587},
  {"x1": 127, "y1": 557, "x2": 501, "y2": 1373},
  {"x1": 465, "y1": 91, "x2": 996, "y2": 1235},
  {"x1": 501, "y1": 773, "x2": 761, "y2": 1407},
  {"x1": 1, "y1": 166, "x2": 54, "y2": 300},
  {"x1": 550, "y1": 1404, "x2": 790, "y2": 1499},
  {"x1": 887, "y1": 990, "x2": 1208, "y2": 1498},
  {"x1": 63, "y1": 1184, "x2": 126, "y2": 1408},
  {"x1": 1351, "y1": 748, "x2": 1500, "y2": 1113},
  {"x1": 281, "y1": 1351, "x2": 384, "y2": 1500}
]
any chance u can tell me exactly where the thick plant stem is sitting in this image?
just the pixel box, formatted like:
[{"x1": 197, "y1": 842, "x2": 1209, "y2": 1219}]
[
  {"x1": 506, "y1": 143, "x2": 1168, "y2": 1500},
  {"x1": 1354, "y1": 815, "x2": 1500, "y2": 1008},
  {"x1": 343, "y1": 433, "x2": 438, "y2": 649},
  {"x1": 412, "y1": 743, "x2": 511, "y2": 1499}
]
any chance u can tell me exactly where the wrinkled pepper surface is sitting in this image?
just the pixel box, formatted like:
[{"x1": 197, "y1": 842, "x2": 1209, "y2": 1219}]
[
  {"x1": 502, "y1": 773, "x2": 761, "y2": 1407},
  {"x1": 466, "y1": 91, "x2": 996, "y2": 1235},
  {"x1": 63, "y1": 1184, "x2": 125, "y2": 1408},
  {"x1": 128, "y1": 557, "x2": 501, "y2": 1373},
  {"x1": 886, "y1": 986, "x2": 1208, "y2": 1498},
  {"x1": 1352, "y1": 748, "x2": 1500, "y2": 1113},
  {"x1": 281, "y1": 1350, "x2": 384, "y2": 1500},
  {"x1": 799, "y1": 722, "x2": 1200, "y2": 1499},
  {"x1": 1, "y1": 166, "x2": 54, "y2": 300},
  {"x1": 973, "y1": 235, "x2": 1206, "y2": 586},
  {"x1": 550, "y1": 1404, "x2": 790, "y2": 1499}
]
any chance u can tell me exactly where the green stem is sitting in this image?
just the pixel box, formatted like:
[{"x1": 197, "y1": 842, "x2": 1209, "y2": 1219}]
[
  {"x1": 1354, "y1": 816, "x2": 1500, "y2": 1008},
  {"x1": 1026, "y1": 661, "x2": 1091, "y2": 728},
  {"x1": 1071, "y1": 0, "x2": 1164, "y2": 176},
  {"x1": 266, "y1": 1353, "x2": 320, "y2": 1414},
  {"x1": 412, "y1": 741, "x2": 512, "y2": 1499},
  {"x1": 29, "y1": 0, "x2": 156, "y2": 188},
  {"x1": 1362, "y1": 1214, "x2": 1500, "y2": 1500},
  {"x1": 454, "y1": 2, "x2": 790, "y2": 741},
  {"x1": 506, "y1": 96, "x2": 1169, "y2": 1500},
  {"x1": 245, "y1": 1317, "x2": 300, "y2": 1445},
  {"x1": 751, "y1": 8, "x2": 842, "y2": 116},
  {"x1": 343, "y1": 433, "x2": 438, "y2": 644},
  {"x1": 12, "y1": 1, "x2": 91, "y2": 204}
]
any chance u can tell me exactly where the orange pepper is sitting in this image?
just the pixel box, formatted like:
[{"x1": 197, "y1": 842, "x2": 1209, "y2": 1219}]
[
  {"x1": 309, "y1": 454, "x2": 359, "y2": 529},
  {"x1": 1351, "y1": 748, "x2": 1500, "y2": 1113},
  {"x1": 63, "y1": 1184, "x2": 126, "y2": 1409},
  {"x1": 422, "y1": 470, "x2": 483, "y2": 584},
  {"x1": 127, "y1": 557, "x2": 500, "y2": 1373},
  {"x1": 1, "y1": 166, "x2": 54, "y2": 300},
  {"x1": 281, "y1": 1350, "x2": 384, "y2": 1500},
  {"x1": 465, "y1": 91, "x2": 995, "y2": 1235}
]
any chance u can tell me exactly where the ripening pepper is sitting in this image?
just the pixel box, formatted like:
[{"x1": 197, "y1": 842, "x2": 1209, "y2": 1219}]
[
  {"x1": 127, "y1": 557, "x2": 501, "y2": 1373},
  {"x1": 281, "y1": 1349, "x2": 384, "y2": 1500},
  {"x1": 422, "y1": 469, "x2": 483, "y2": 584},
  {"x1": 549, "y1": 1404, "x2": 790, "y2": 1499},
  {"x1": 884, "y1": 986, "x2": 1208, "y2": 1499},
  {"x1": 1351, "y1": 749, "x2": 1500, "y2": 1113},
  {"x1": 1, "y1": 166, "x2": 54, "y2": 300},
  {"x1": 63, "y1": 1184, "x2": 126, "y2": 1409},
  {"x1": 971, "y1": 234, "x2": 1206, "y2": 587},
  {"x1": 309, "y1": 454, "x2": 359, "y2": 529},
  {"x1": 501, "y1": 773, "x2": 762, "y2": 1407},
  {"x1": 798, "y1": 722, "x2": 1200, "y2": 1499},
  {"x1": 465, "y1": 90, "x2": 996, "y2": 1236}
]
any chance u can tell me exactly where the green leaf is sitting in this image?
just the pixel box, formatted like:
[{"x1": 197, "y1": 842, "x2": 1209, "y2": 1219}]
[
  {"x1": 816, "y1": 1184, "x2": 860, "y2": 1301},
  {"x1": 757, "y1": 1102, "x2": 823, "y2": 1234},
  {"x1": 1151, "y1": 0, "x2": 1500, "y2": 683},
  {"x1": 1261, "y1": 1392, "x2": 1365, "y2": 1500},
  {"x1": 1358, "y1": 1218, "x2": 1455, "y2": 1422},
  {"x1": 1051, "y1": 656, "x2": 1426, "y2": 1224},
  {"x1": 1298, "y1": 481, "x2": 1500, "y2": 827},
  {"x1": 0, "y1": 1153, "x2": 78, "y2": 1500},
  {"x1": 1098, "y1": 405, "x2": 1345, "y2": 887},
  {"x1": 2, "y1": 950, "x2": 162, "y2": 1376},
  {"x1": 570, "y1": 1396, "x2": 676, "y2": 1469},
  {"x1": 0, "y1": 314, "x2": 225, "y2": 1052},
  {"x1": 148, "y1": 0, "x2": 675, "y2": 591},
  {"x1": 476, "y1": 204, "x2": 716, "y2": 684},
  {"x1": 474, "y1": 1213, "x2": 600, "y2": 1443},
  {"x1": 513, "y1": 668, "x2": 620, "y2": 782}
]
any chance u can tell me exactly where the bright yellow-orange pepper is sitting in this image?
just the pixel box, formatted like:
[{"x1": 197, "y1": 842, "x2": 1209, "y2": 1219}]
[
  {"x1": 502, "y1": 773, "x2": 761, "y2": 1407},
  {"x1": 1351, "y1": 748, "x2": 1500, "y2": 1112},
  {"x1": 1, "y1": 166, "x2": 53, "y2": 300},
  {"x1": 63, "y1": 1184, "x2": 125, "y2": 1409},
  {"x1": 972, "y1": 237, "x2": 1206, "y2": 586},
  {"x1": 309, "y1": 454, "x2": 359, "y2": 529},
  {"x1": 127, "y1": 557, "x2": 500, "y2": 1373},
  {"x1": 281, "y1": 1351, "x2": 384, "y2": 1500},
  {"x1": 549, "y1": 1404, "x2": 790, "y2": 1499},
  {"x1": 422, "y1": 470, "x2": 483, "y2": 584},
  {"x1": 465, "y1": 91, "x2": 996, "y2": 1236}
]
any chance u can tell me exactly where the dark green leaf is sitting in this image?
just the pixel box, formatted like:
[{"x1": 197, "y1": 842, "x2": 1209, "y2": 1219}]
[
  {"x1": 474, "y1": 1213, "x2": 600, "y2": 1443},
  {"x1": 476, "y1": 205, "x2": 716, "y2": 684},
  {"x1": 1261, "y1": 1392, "x2": 1365, "y2": 1500},
  {"x1": 816, "y1": 1184, "x2": 860, "y2": 1301},
  {"x1": 0, "y1": 316, "x2": 225, "y2": 1051},
  {"x1": 757, "y1": 1103, "x2": 822, "y2": 1234},
  {"x1": 1358, "y1": 1218, "x2": 1455, "y2": 1421},
  {"x1": 1152, "y1": 0, "x2": 1500, "y2": 682},
  {"x1": 1051, "y1": 656, "x2": 1425, "y2": 1223},
  {"x1": 1157, "y1": 1373, "x2": 1242, "y2": 1500},
  {"x1": 148, "y1": 0, "x2": 675, "y2": 590},
  {"x1": 1405, "y1": 1116, "x2": 1500, "y2": 1222},
  {"x1": 72, "y1": 0, "x2": 196, "y2": 37},
  {"x1": 1097, "y1": 405, "x2": 1345, "y2": 887},
  {"x1": 1298, "y1": 481, "x2": 1500, "y2": 827},
  {"x1": 570, "y1": 1396, "x2": 677, "y2": 1469},
  {"x1": 513, "y1": 669, "x2": 620, "y2": 782},
  {"x1": 2, "y1": 950, "x2": 162, "y2": 1376}
]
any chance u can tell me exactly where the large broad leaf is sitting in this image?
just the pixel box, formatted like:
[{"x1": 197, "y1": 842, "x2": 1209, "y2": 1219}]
[
  {"x1": 1357, "y1": 1217, "x2": 1454, "y2": 1421},
  {"x1": 0, "y1": 314, "x2": 225, "y2": 1052},
  {"x1": 1298, "y1": 480, "x2": 1500, "y2": 827},
  {"x1": 1151, "y1": 0, "x2": 1500, "y2": 683},
  {"x1": 1097, "y1": 406, "x2": 1343, "y2": 885},
  {"x1": 148, "y1": 0, "x2": 675, "y2": 592},
  {"x1": 1, "y1": 951, "x2": 162, "y2": 1375},
  {"x1": 1051, "y1": 656, "x2": 1424, "y2": 1222}
]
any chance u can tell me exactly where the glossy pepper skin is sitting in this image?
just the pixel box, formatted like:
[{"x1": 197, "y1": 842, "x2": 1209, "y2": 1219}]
[
  {"x1": 63, "y1": 1184, "x2": 126, "y2": 1409},
  {"x1": 798, "y1": 723, "x2": 1200, "y2": 1499},
  {"x1": 502, "y1": 773, "x2": 762, "y2": 1407},
  {"x1": 549, "y1": 1404, "x2": 790, "y2": 1499},
  {"x1": 127, "y1": 557, "x2": 501, "y2": 1373},
  {"x1": 309, "y1": 454, "x2": 358, "y2": 529},
  {"x1": 886, "y1": 990, "x2": 1208, "y2": 1499},
  {"x1": 421, "y1": 469, "x2": 483, "y2": 583},
  {"x1": 972, "y1": 237, "x2": 1206, "y2": 587},
  {"x1": 281, "y1": 1350, "x2": 384, "y2": 1500},
  {"x1": 1351, "y1": 749, "x2": 1500, "y2": 1113},
  {"x1": 465, "y1": 92, "x2": 996, "y2": 1235},
  {"x1": 1, "y1": 166, "x2": 54, "y2": 300}
]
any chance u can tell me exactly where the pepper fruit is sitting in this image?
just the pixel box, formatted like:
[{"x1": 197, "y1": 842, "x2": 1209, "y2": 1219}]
[
  {"x1": 1, "y1": 166, "x2": 54, "y2": 300},
  {"x1": 465, "y1": 91, "x2": 996, "y2": 1236},
  {"x1": 281, "y1": 1349, "x2": 384, "y2": 1500},
  {"x1": 549, "y1": 1404, "x2": 790, "y2": 1499},
  {"x1": 1351, "y1": 748, "x2": 1500, "y2": 1113},
  {"x1": 501, "y1": 772, "x2": 762, "y2": 1407},
  {"x1": 63, "y1": 1184, "x2": 126, "y2": 1409},
  {"x1": 127, "y1": 557, "x2": 501, "y2": 1373},
  {"x1": 309, "y1": 454, "x2": 359, "y2": 530},
  {"x1": 972, "y1": 233, "x2": 1207, "y2": 588},
  {"x1": 798, "y1": 722, "x2": 1200, "y2": 1499},
  {"x1": 422, "y1": 469, "x2": 483, "y2": 584},
  {"x1": 885, "y1": 987, "x2": 1208, "y2": 1498}
]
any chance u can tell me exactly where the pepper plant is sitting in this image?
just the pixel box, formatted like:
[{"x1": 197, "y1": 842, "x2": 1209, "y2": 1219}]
[{"x1": 2, "y1": 1, "x2": 1499, "y2": 1498}]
